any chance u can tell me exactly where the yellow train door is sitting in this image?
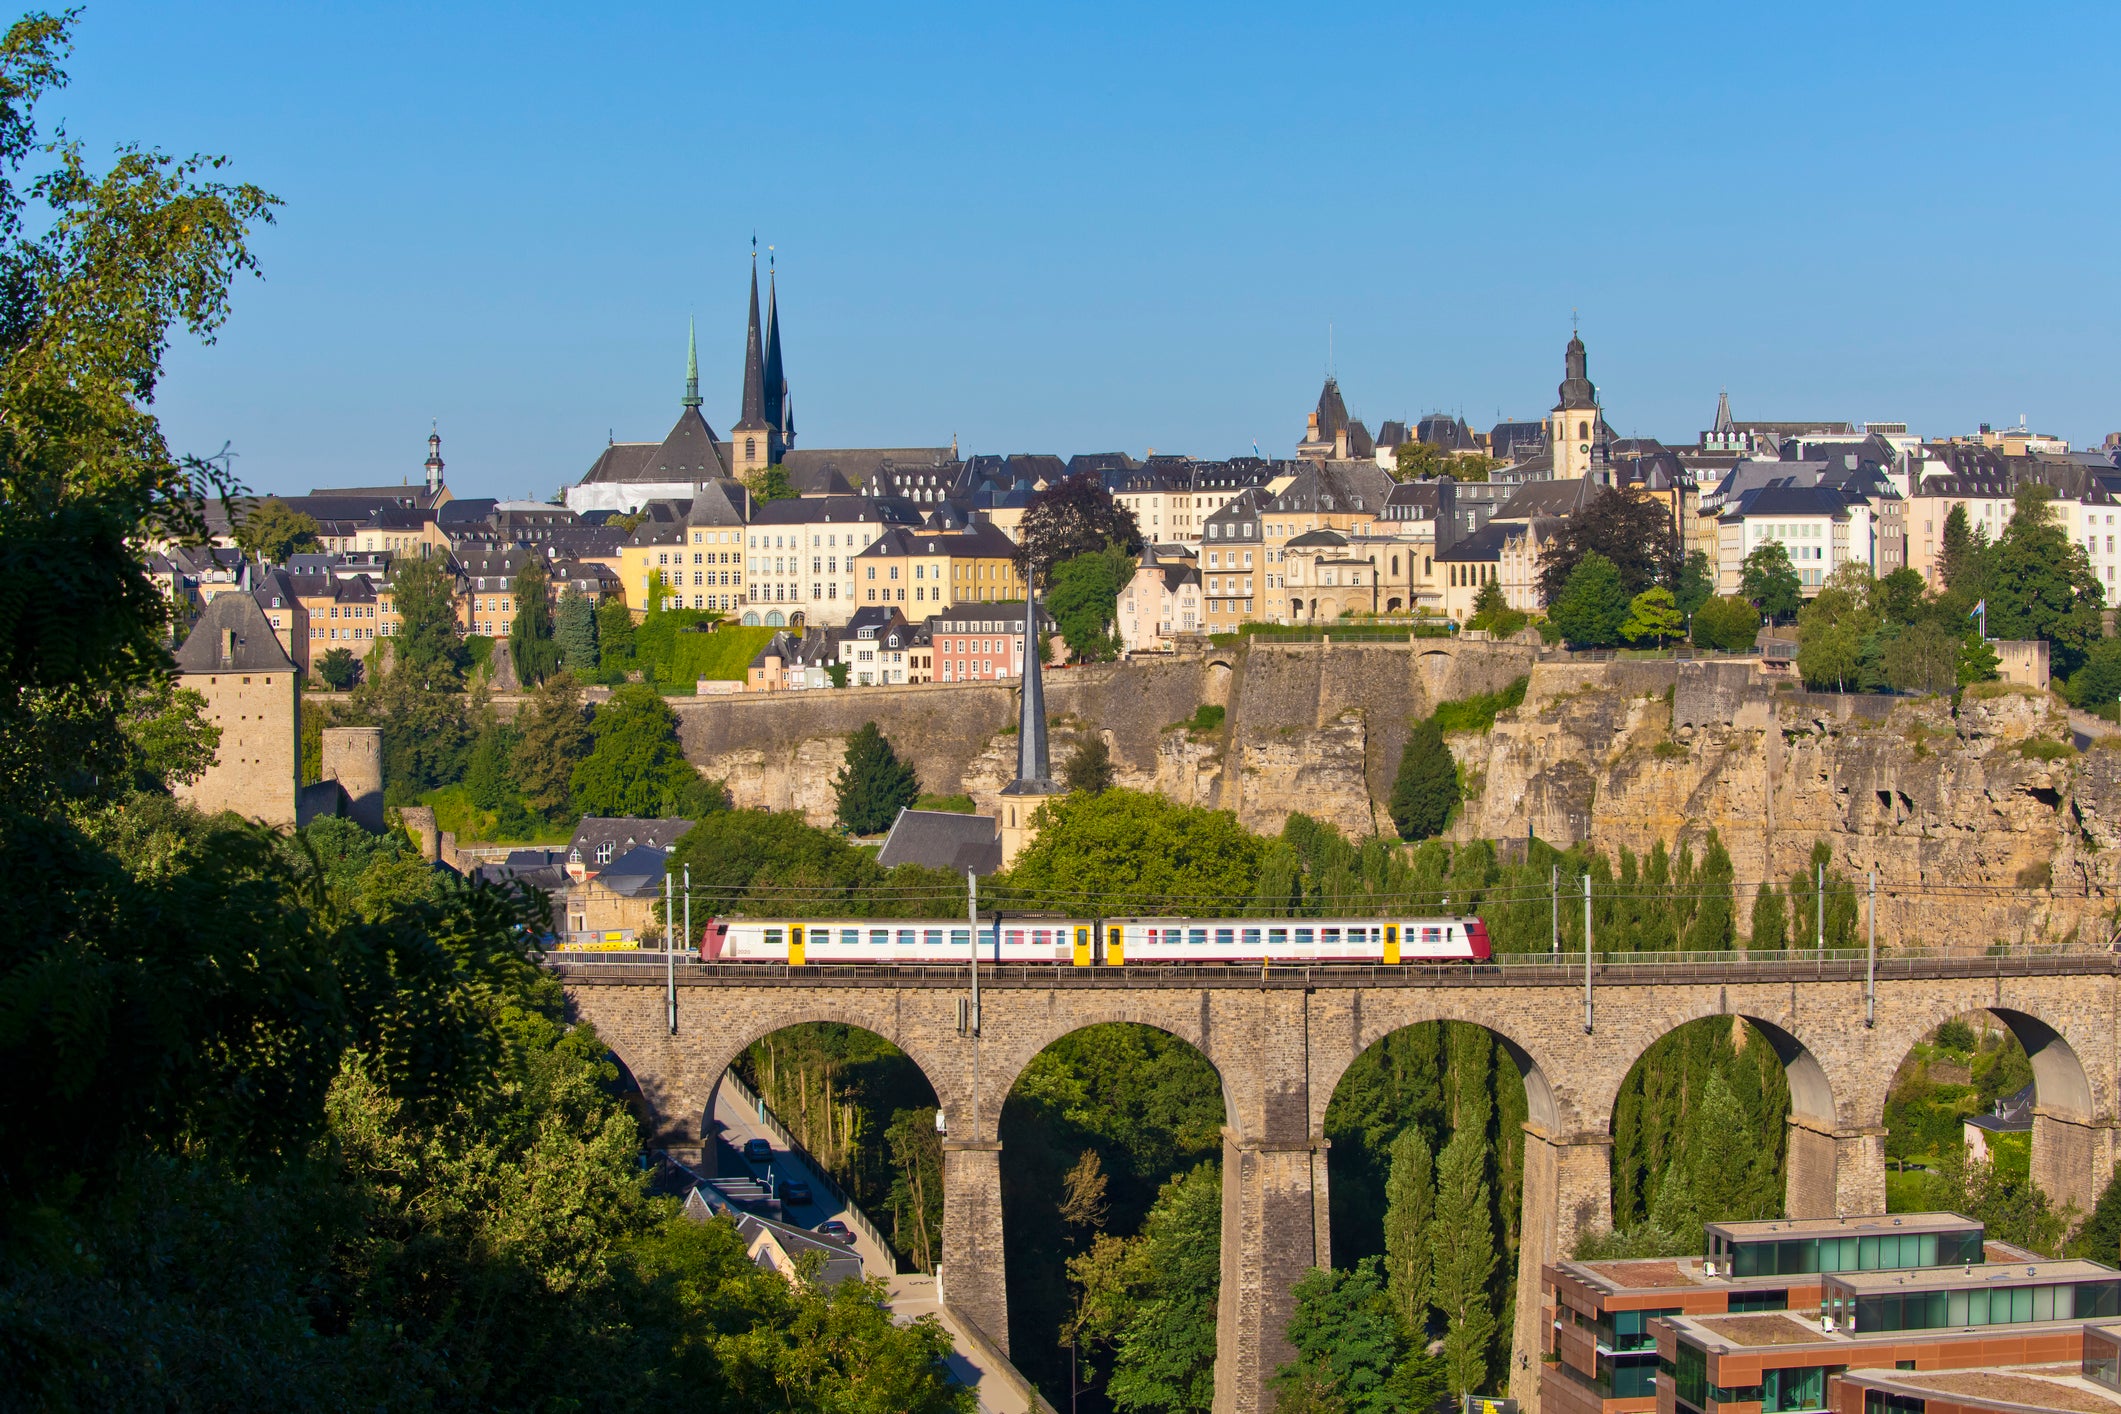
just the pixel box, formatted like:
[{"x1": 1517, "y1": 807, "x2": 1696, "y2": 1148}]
[
  {"x1": 1107, "y1": 925, "x2": 1125, "y2": 966},
  {"x1": 789, "y1": 924, "x2": 805, "y2": 967},
  {"x1": 1383, "y1": 923, "x2": 1400, "y2": 965},
  {"x1": 1073, "y1": 926, "x2": 1091, "y2": 967}
]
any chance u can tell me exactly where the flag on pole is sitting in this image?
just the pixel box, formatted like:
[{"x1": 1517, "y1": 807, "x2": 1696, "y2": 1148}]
[{"x1": 1970, "y1": 599, "x2": 1985, "y2": 618}]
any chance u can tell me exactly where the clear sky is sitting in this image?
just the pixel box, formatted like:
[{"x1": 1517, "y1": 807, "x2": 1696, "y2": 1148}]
[{"x1": 59, "y1": 1, "x2": 2121, "y2": 499}]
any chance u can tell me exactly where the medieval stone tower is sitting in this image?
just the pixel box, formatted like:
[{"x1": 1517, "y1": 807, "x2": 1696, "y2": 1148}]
[
  {"x1": 173, "y1": 589, "x2": 300, "y2": 826},
  {"x1": 320, "y1": 725, "x2": 385, "y2": 832}
]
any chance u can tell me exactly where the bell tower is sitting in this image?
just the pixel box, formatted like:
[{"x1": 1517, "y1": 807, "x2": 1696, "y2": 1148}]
[
  {"x1": 732, "y1": 248, "x2": 777, "y2": 475},
  {"x1": 1550, "y1": 326, "x2": 1599, "y2": 480}
]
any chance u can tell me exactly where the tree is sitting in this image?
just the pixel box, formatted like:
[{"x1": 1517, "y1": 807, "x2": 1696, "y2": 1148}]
[
  {"x1": 1388, "y1": 717, "x2": 1458, "y2": 841},
  {"x1": 463, "y1": 720, "x2": 518, "y2": 811},
  {"x1": 1381, "y1": 1126, "x2": 1435, "y2": 1337},
  {"x1": 1884, "y1": 620, "x2": 1966, "y2": 696},
  {"x1": 1741, "y1": 542, "x2": 1802, "y2": 622},
  {"x1": 1675, "y1": 550, "x2": 1715, "y2": 621},
  {"x1": 1067, "y1": 1164, "x2": 1223, "y2": 1414},
  {"x1": 1047, "y1": 544, "x2": 1134, "y2": 660},
  {"x1": 1000, "y1": 790, "x2": 1264, "y2": 915},
  {"x1": 1466, "y1": 578, "x2": 1525, "y2": 637},
  {"x1": 750, "y1": 464, "x2": 798, "y2": 501},
  {"x1": 1690, "y1": 595, "x2": 1761, "y2": 653},
  {"x1": 120, "y1": 678, "x2": 220, "y2": 791},
  {"x1": 1959, "y1": 632, "x2": 2001, "y2": 687},
  {"x1": 1750, "y1": 882, "x2": 1787, "y2": 950},
  {"x1": 1396, "y1": 442, "x2": 1502, "y2": 482},
  {"x1": 1548, "y1": 551, "x2": 1630, "y2": 648},
  {"x1": 2070, "y1": 637, "x2": 2121, "y2": 717},
  {"x1": 511, "y1": 672, "x2": 593, "y2": 819},
  {"x1": 1064, "y1": 735, "x2": 1116, "y2": 795},
  {"x1": 1536, "y1": 487, "x2": 1678, "y2": 605},
  {"x1": 507, "y1": 555, "x2": 561, "y2": 686},
  {"x1": 595, "y1": 596, "x2": 636, "y2": 675},
  {"x1": 569, "y1": 684, "x2": 713, "y2": 817},
  {"x1": 834, "y1": 720, "x2": 920, "y2": 834},
  {"x1": 1621, "y1": 586, "x2": 1684, "y2": 647},
  {"x1": 1681, "y1": 833, "x2": 1736, "y2": 952},
  {"x1": 553, "y1": 585, "x2": 597, "y2": 675},
  {"x1": 1430, "y1": 1125, "x2": 1497, "y2": 1397},
  {"x1": 1938, "y1": 503, "x2": 1985, "y2": 597},
  {"x1": 315, "y1": 645, "x2": 360, "y2": 690},
  {"x1": 385, "y1": 554, "x2": 467, "y2": 690},
  {"x1": 1274, "y1": 1260, "x2": 1441, "y2": 1414},
  {"x1": 1795, "y1": 570, "x2": 1877, "y2": 692},
  {"x1": 1015, "y1": 472, "x2": 1144, "y2": 579},
  {"x1": 1873, "y1": 566, "x2": 1928, "y2": 626},
  {"x1": 1988, "y1": 484, "x2": 2105, "y2": 677},
  {"x1": 345, "y1": 665, "x2": 471, "y2": 799},
  {"x1": 233, "y1": 498, "x2": 320, "y2": 562}
]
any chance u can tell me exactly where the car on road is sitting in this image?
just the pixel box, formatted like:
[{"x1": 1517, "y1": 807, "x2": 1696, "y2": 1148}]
[
  {"x1": 815, "y1": 1219, "x2": 854, "y2": 1245},
  {"x1": 742, "y1": 1138, "x2": 772, "y2": 1164},
  {"x1": 777, "y1": 1178, "x2": 813, "y2": 1205}
]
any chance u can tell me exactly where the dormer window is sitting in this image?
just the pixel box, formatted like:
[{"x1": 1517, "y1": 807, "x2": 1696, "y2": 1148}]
[{"x1": 595, "y1": 841, "x2": 614, "y2": 864}]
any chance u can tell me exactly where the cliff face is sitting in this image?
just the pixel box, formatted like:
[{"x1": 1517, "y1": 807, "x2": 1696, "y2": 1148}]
[
  {"x1": 658, "y1": 643, "x2": 2115, "y2": 948},
  {"x1": 1452, "y1": 660, "x2": 2114, "y2": 949}
]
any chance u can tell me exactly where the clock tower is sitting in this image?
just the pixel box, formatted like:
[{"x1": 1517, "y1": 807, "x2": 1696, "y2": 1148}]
[{"x1": 1549, "y1": 330, "x2": 1600, "y2": 480}]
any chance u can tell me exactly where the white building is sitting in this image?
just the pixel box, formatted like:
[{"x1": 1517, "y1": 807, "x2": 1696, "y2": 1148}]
[{"x1": 1118, "y1": 551, "x2": 1201, "y2": 652}]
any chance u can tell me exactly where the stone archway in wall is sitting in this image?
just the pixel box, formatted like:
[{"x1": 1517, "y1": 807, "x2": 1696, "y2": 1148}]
[
  {"x1": 1879, "y1": 1005, "x2": 2102, "y2": 1222},
  {"x1": 988, "y1": 1018, "x2": 1232, "y2": 1413}
]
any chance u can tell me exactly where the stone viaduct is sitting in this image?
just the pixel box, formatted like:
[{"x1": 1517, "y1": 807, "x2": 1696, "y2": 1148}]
[{"x1": 562, "y1": 954, "x2": 2121, "y2": 1414}]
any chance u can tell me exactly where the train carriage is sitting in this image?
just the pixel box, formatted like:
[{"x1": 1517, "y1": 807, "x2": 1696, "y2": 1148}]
[{"x1": 699, "y1": 914, "x2": 1488, "y2": 966}]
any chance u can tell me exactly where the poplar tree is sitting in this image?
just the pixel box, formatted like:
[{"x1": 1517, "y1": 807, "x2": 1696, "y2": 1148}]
[
  {"x1": 1382, "y1": 1126, "x2": 1435, "y2": 1338},
  {"x1": 508, "y1": 556, "x2": 561, "y2": 686},
  {"x1": 1750, "y1": 882, "x2": 1787, "y2": 951},
  {"x1": 834, "y1": 721, "x2": 920, "y2": 835},
  {"x1": 554, "y1": 585, "x2": 598, "y2": 675},
  {"x1": 1431, "y1": 1126, "x2": 1497, "y2": 1398},
  {"x1": 1388, "y1": 718, "x2": 1458, "y2": 841},
  {"x1": 1682, "y1": 832, "x2": 1736, "y2": 952}
]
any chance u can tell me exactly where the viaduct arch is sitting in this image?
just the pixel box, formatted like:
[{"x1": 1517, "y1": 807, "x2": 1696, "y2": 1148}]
[{"x1": 563, "y1": 956, "x2": 2121, "y2": 1414}]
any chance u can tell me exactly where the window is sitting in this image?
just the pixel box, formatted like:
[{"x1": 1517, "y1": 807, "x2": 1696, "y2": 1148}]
[{"x1": 595, "y1": 840, "x2": 614, "y2": 864}]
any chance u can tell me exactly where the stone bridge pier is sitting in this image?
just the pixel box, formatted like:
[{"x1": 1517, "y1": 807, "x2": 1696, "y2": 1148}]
[{"x1": 561, "y1": 958, "x2": 2121, "y2": 1414}]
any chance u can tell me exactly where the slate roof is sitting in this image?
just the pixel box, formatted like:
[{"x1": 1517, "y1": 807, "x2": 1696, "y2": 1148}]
[
  {"x1": 687, "y1": 480, "x2": 750, "y2": 527},
  {"x1": 1286, "y1": 528, "x2": 1351, "y2": 550},
  {"x1": 927, "y1": 601, "x2": 1056, "y2": 633},
  {"x1": 780, "y1": 447, "x2": 955, "y2": 485},
  {"x1": 643, "y1": 406, "x2": 730, "y2": 482},
  {"x1": 876, "y1": 808, "x2": 1003, "y2": 876},
  {"x1": 1724, "y1": 484, "x2": 1851, "y2": 521},
  {"x1": 595, "y1": 844, "x2": 672, "y2": 900},
  {"x1": 566, "y1": 817, "x2": 695, "y2": 868},
  {"x1": 1268, "y1": 461, "x2": 1395, "y2": 516},
  {"x1": 174, "y1": 588, "x2": 298, "y2": 674},
  {"x1": 1416, "y1": 413, "x2": 1478, "y2": 452},
  {"x1": 1489, "y1": 420, "x2": 1549, "y2": 462},
  {"x1": 1435, "y1": 520, "x2": 1513, "y2": 563},
  {"x1": 580, "y1": 441, "x2": 660, "y2": 484},
  {"x1": 1376, "y1": 420, "x2": 1409, "y2": 449},
  {"x1": 1312, "y1": 377, "x2": 1352, "y2": 440}
]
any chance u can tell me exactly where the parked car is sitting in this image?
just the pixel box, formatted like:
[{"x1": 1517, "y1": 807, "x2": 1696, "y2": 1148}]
[
  {"x1": 815, "y1": 1219, "x2": 854, "y2": 1245},
  {"x1": 743, "y1": 1137, "x2": 772, "y2": 1164},
  {"x1": 778, "y1": 1178, "x2": 813, "y2": 1205}
]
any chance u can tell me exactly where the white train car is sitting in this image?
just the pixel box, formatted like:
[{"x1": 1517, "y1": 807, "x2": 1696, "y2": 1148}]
[{"x1": 699, "y1": 915, "x2": 1490, "y2": 966}]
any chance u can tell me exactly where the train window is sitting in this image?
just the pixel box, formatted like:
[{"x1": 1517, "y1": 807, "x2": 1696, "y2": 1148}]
[
  {"x1": 979, "y1": 928, "x2": 997, "y2": 947},
  {"x1": 870, "y1": 929, "x2": 890, "y2": 945},
  {"x1": 898, "y1": 929, "x2": 916, "y2": 946},
  {"x1": 765, "y1": 928, "x2": 784, "y2": 946},
  {"x1": 1033, "y1": 929, "x2": 1051, "y2": 946},
  {"x1": 923, "y1": 929, "x2": 943, "y2": 947},
  {"x1": 1321, "y1": 927, "x2": 1340, "y2": 945},
  {"x1": 1242, "y1": 928, "x2": 1261, "y2": 945},
  {"x1": 950, "y1": 929, "x2": 969, "y2": 946},
  {"x1": 1215, "y1": 928, "x2": 1234, "y2": 945},
  {"x1": 1268, "y1": 928, "x2": 1287, "y2": 945},
  {"x1": 841, "y1": 929, "x2": 859, "y2": 946},
  {"x1": 1187, "y1": 928, "x2": 1207, "y2": 946},
  {"x1": 1423, "y1": 926, "x2": 1442, "y2": 944},
  {"x1": 1294, "y1": 928, "x2": 1313, "y2": 944},
  {"x1": 1007, "y1": 930, "x2": 1026, "y2": 946}
]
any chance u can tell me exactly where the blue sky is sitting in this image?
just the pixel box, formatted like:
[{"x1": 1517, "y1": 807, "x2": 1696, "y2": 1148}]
[{"x1": 59, "y1": 2, "x2": 2121, "y2": 498}]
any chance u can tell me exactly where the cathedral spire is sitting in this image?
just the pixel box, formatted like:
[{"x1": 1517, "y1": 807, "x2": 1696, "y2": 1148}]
[
  {"x1": 1014, "y1": 582, "x2": 1051, "y2": 785},
  {"x1": 682, "y1": 318, "x2": 702, "y2": 409},
  {"x1": 735, "y1": 251, "x2": 769, "y2": 432},
  {"x1": 763, "y1": 251, "x2": 788, "y2": 440}
]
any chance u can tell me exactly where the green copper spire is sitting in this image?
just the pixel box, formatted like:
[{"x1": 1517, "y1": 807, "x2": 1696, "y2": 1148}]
[{"x1": 682, "y1": 318, "x2": 702, "y2": 408}]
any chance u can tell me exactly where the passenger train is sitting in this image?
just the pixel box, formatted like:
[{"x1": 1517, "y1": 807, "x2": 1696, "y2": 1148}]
[{"x1": 697, "y1": 915, "x2": 1492, "y2": 966}]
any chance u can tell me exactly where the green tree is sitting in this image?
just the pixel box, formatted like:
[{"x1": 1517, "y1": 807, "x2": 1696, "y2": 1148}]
[
  {"x1": 232, "y1": 498, "x2": 320, "y2": 562},
  {"x1": 1681, "y1": 832, "x2": 1735, "y2": 952},
  {"x1": 886, "y1": 1105, "x2": 945, "y2": 1274},
  {"x1": 2070, "y1": 637, "x2": 2121, "y2": 716},
  {"x1": 1873, "y1": 566, "x2": 1928, "y2": 626},
  {"x1": 1750, "y1": 883, "x2": 1787, "y2": 950},
  {"x1": 596, "y1": 596, "x2": 636, "y2": 675},
  {"x1": 314, "y1": 644, "x2": 360, "y2": 690},
  {"x1": 1675, "y1": 550, "x2": 1715, "y2": 621},
  {"x1": 2070, "y1": 1167, "x2": 2121, "y2": 1265},
  {"x1": 1064, "y1": 735, "x2": 1116, "y2": 795},
  {"x1": 1620, "y1": 585, "x2": 1684, "y2": 646},
  {"x1": 1937, "y1": 503, "x2": 1987, "y2": 598},
  {"x1": 1274, "y1": 1259, "x2": 1443, "y2": 1414},
  {"x1": 750, "y1": 464, "x2": 798, "y2": 501},
  {"x1": 1959, "y1": 631, "x2": 2001, "y2": 687},
  {"x1": 1466, "y1": 578, "x2": 1527, "y2": 637},
  {"x1": 1388, "y1": 717, "x2": 1459, "y2": 841},
  {"x1": 1795, "y1": 568, "x2": 1877, "y2": 692},
  {"x1": 511, "y1": 671, "x2": 592, "y2": 820},
  {"x1": 463, "y1": 719, "x2": 518, "y2": 811},
  {"x1": 834, "y1": 720, "x2": 920, "y2": 834},
  {"x1": 1741, "y1": 542, "x2": 1802, "y2": 622},
  {"x1": 1988, "y1": 484, "x2": 2105, "y2": 676},
  {"x1": 569, "y1": 684, "x2": 712, "y2": 817},
  {"x1": 1382, "y1": 1126, "x2": 1435, "y2": 1337},
  {"x1": 1549, "y1": 550, "x2": 1630, "y2": 647},
  {"x1": 1690, "y1": 594, "x2": 1761, "y2": 653},
  {"x1": 553, "y1": 584, "x2": 598, "y2": 675},
  {"x1": 507, "y1": 554, "x2": 561, "y2": 686},
  {"x1": 346, "y1": 665, "x2": 471, "y2": 800},
  {"x1": 1068, "y1": 1164, "x2": 1223, "y2": 1414},
  {"x1": 1536, "y1": 487, "x2": 1679, "y2": 604},
  {"x1": 999, "y1": 789, "x2": 1264, "y2": 915},
  {"x1": 1047, "y1": 543, "x2": 1134, "y2": 660},
  {"x1": 385, "y1": 553, "x2": 467, "y2": 689},
  {"x1": 1884, "y1": 620, "x2": 1967, "y2": 696},
  {"x1": 1431, "y1": 1124, "x2": 1498, "y2": 1397},
  {"x1": 120, "y1": 678, "x2": 221, "y2": 791}
]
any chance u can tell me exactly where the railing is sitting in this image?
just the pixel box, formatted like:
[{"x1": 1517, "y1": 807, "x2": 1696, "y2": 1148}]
[{"x1": 716, "y1": 1067, "x2": 896, "y2": 1270}]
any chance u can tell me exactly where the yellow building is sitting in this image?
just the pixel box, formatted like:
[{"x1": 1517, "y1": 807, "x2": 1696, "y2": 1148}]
[
  {"x1": 172, "y1": 589, "x2": 300, "y2": 827},
  {"x1": 852, "y1": 522, "x2": 1024, "y2": 613}
]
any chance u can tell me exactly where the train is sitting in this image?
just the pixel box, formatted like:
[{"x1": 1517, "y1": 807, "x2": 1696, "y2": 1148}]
[{"x1": 696, "y1": 914, "x2": 1492, "y2": 966}]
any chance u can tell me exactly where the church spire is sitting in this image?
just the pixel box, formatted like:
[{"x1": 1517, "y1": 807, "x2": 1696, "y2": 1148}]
[
  {"x1": 762, "y1": 251, "x2": 788, "y2": 442},
  {"x1": 1014, "y1": 583, "x2": 1051, "y2": 785},
  {"x1": 735, "y1": 250, "x2": 769, "y2": 433},
  {"x1": 1712, "y1": 387, "x2": 1735, "y2": 435},
  {"x1": 682, "y1": 318, "x2": 702, "y2": 409}
]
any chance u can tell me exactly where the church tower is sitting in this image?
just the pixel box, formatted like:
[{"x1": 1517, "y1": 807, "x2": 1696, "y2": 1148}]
[
  {"x1": 998, "y1": 582, "x2": 1064, "y2": 866},
  {"x1": 732, "y1": 252, "x2": 778, "y2": 475},
  {"x1": 424, "y1": 424, "x2": 445, "y2": 498},
  {"x1": 762, "y1": 255, "x2": 793, "y2": 450},
  {"x1": 1549, "y1": 329, "x2": 1600, "y2": 480}
]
